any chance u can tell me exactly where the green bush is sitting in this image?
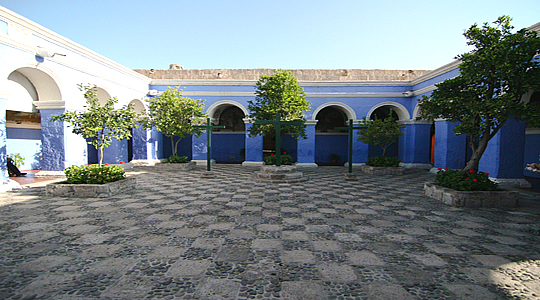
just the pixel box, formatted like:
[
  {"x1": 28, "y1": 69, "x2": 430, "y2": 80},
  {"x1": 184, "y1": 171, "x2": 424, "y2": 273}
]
[
  {"x1": 64, "y1": 164, "x2": 125, "y2": 184},
  {"x1": 8, "y1": 153, "x2": 25, "y2": 168},
  {"x1": 435, "y1": 169, "x2": 498, "y2": 191},
  {"x1": 264, "y1": 154, "x2": 293, "y2": 165},
  {"x1": 365, "y1": 156, "x2": 400, "y2": 167},
  {"x1": 165, "y1": 155, "x2": 189, "y2": 163}
]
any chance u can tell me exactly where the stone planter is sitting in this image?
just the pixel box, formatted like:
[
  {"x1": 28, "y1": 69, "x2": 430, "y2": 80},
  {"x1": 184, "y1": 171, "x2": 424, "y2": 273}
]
[
  {"x1": 424, "y1": 182, "x2": 519, "y2": 208},
  {"x1": 155, "y1": 161, "x2": 196, "y2": 171},
  {"x1": 360, "y1": 165, "x2": 404, "y2": 175},
  {"x1": 251, "y1": 165, "x2": 309, "y2": 183},
  {"x1": 46, "y1": 177, "x2": 137, "y2": 198}
]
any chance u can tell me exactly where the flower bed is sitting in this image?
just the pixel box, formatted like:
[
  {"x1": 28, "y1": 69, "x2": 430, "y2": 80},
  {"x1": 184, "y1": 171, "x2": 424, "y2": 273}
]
[
  {"x1": 46, "y1": 177, "x2": 136, "y2": 198},
  {"x1": 424, "y1": 182, "x2": 519, "y2": 208}
]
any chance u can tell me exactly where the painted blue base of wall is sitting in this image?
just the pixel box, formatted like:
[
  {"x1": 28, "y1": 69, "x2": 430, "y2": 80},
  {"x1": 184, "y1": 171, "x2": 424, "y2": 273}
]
[
  {"x1": 163, "y1": 135, "x2": 193, "y2": 159},
  {"x1": 524, "y1": 133, "x2": 540, "y2": 179},
  {"x1": 315, "y1": 134, "x2": 347, "y2": 164},
  {"x1": 213, "y1": 133, "x2": 245, "y2": 162}
]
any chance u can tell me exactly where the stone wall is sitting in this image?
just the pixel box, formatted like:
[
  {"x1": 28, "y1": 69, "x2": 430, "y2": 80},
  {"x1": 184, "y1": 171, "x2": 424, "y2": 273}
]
[{"x1": 133, "y1": 68, "x2": 432, "y2": 81}]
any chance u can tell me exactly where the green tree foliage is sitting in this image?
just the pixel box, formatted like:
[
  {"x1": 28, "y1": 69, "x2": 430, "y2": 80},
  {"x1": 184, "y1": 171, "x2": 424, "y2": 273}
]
[
  {"x1": 51, "y1": 84, "x2": 140, "y2": 166},
  {"x1": 141, "y1": 87, "x2": 206, "y2": 157},
  {"x1": 357, "y1": 114, "x2": 405, "y2": 157},
  {"x1": 248, "y1": 69, "x2": 311, "y2": 138},
  {"x1": 418, "y1": 16, "x2": 540, "y2": 171}
]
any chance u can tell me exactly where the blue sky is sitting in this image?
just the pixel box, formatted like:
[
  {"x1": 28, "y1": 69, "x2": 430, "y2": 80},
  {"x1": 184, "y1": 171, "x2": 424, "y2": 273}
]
[{"x1": 1, "y1": 0, "x2": 538, "y2": 70}]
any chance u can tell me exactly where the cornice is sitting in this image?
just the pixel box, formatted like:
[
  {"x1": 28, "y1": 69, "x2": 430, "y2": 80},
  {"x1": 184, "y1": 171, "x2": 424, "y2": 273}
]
[
  {"x1": 150, "y1": 79, "x2": 412, "y2": 87},
  {"x1": 411, "y1": 60, "x2": 461, "y2": 85},
  {"x1": 178, "y1": 91, "x2": 412, "y2": 98},
  {"x1": 33, "y1": 100, "x2": 65, "y2": 110}
]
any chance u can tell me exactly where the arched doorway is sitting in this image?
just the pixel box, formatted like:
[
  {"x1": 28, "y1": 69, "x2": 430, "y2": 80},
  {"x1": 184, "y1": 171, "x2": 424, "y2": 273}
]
[
  {"x1": 127, "y1": 99, "x2": 146, "y2": 162},
  {"x1": 315, "y1": 106, "x2": 349, "y2": 165},
  {"x1": 209, "y1": 103, "x2": 246, "y2": 163},
  {"x1": 86, "y1": 86, "x2": 113, "y2": 164},
  {"x1": 5, "y1": 67, "x2": 61, "y2": 171}
]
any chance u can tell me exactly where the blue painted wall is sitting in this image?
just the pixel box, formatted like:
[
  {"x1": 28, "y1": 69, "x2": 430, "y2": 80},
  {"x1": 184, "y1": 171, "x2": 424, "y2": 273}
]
[
  {"x1": 40, "y1": 109, "x2": 65, "y2": 171},
  {"x1": 163, "y1": 135, "x2": 193, "y2": 159},
  {"x1": 524, "y1": 133, "x2": 540, "y2": 179},
  {"x1": 6, "y1": 128, "x2": 42, "y2": 170},
  {"x1": 213, "y1": 133, "x2": 244, "y2": 162},
  {"x1": 315, "y1": 134, "x2": 348, "y2": 164}
]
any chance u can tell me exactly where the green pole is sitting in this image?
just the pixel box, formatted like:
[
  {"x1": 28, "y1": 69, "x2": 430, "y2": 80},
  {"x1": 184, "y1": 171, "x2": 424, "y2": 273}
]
[
  {"x1": 348, "y1": 119, "x2": 353, "y2": 174},
  {"x1": 206, "y1": 118, "x2": 211, "y2": 172}
]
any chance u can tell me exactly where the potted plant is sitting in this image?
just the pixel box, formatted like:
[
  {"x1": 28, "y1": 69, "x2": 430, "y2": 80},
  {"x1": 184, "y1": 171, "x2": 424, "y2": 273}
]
[
  {"x1": 357, "y1": 113, "x2": 405, "y2": 175},
  {"x1": 424, "y1": 168, "x2": 518, "y2": 208},
  {"x1": 141, "y1": 86, "x2": 206, "y2": 169},
  {"x1": 46, "y1": 84, "x2": 139, "y2": 197}
]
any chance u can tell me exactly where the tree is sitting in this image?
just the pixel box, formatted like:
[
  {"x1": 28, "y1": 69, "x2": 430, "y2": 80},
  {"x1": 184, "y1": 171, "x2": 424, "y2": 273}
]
[
  {"x1": 357, "y1": 114, "x2": 405, "y2": 157},
  {"x1": 418, "y1": 16, "x2": 540, "y2": 171},
  {"x1": 142, "y1": 87, "x2": 206, "y2": 157},
  {"x1": 247, "y1": 69, "x2": 311, "y2": 138},
  {"x1": 51, "y1": 84, "x2": 140, "y2": 166}
]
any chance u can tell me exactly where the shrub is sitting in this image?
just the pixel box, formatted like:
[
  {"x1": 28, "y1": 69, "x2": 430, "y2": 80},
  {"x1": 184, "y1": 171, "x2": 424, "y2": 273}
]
[
  {"x1": 165, "y1": 155, "x2": 189, "y2": 163},
  {"x1": 264, "y1": 154, "x2": 293, "y2": 165},
  {"x1": 435, "y1": 169, "x2": 498, "y2": 191},
  {"x1": 8, "y1": 153, "x2": 25, "y2": 168},
  {"x1": 65, "y1": 165, "x2": 125, "y2": 184},
  {"x1": 365, "y1": 156, "x2": 400, "y2": 167}
]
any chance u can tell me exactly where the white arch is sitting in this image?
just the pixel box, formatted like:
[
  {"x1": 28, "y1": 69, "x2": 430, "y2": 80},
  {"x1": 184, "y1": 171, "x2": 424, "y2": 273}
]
[
  {"x1": 366, "y1": 101, "x2": 410, "y2": 121},
  {"x1": 206, "y1": 100, "x2": 248, "y2": 119},
  {"x1": 129, "y1": 99, "x2": 146, "y2": 114},
  {"x1": 311, "y1": 102, "x2": 357, "y2": 121},
  {"x1": 9, "y1": 64, "x2": 63, "y2": 102}
]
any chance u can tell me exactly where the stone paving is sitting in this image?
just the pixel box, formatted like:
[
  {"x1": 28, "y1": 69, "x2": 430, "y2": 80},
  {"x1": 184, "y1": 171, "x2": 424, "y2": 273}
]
[{"x1": 1, "y1": 165, "x2": 539, "y2": 300}]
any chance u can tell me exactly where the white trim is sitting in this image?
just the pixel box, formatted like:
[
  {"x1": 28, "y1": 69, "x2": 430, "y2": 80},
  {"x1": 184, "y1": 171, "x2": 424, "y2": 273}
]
[
  {"x1": 242, "y1": 161, "x2": 264, "y2": 167},
  {"x1": 151, "y1": 79, "x2": 416, "y2": 87},
  {"x1": 311, "y1": 102, "x2": 357, "y2": 121},
  {"x1": 411, "y1": 60, "x2": 461, "y2": 85},
  {"x1": 6, "y1": 122, "x2": 40, "y2": 129},
  {"x1": 33, "y1": 100, "x2": 65, "y2": 109},
  {"x1": 295, "y1": 163, "x2": 318, "y2": 168},
  {"x1": 366, "y1": 101, "x2": 410, "y2": 121}
]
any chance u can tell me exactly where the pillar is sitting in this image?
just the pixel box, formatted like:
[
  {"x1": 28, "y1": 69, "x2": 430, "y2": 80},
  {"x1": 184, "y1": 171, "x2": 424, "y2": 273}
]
[
  {"x1": 352, "y1": 120, "x2": 368, "y2": 165},
  {"x1": 296, "y1": 121, "x2": 317, "y2": 167},
  {"x1": 479, "y1": 117, "x2": 529, "y2": 187},
  {"x1": 433, "y1": 120, "x2": 467, "y2": 170},
  {"x1": 39, "y1": 108, "x2": 66, "y2": 171},
  {"x1": 242, "y1": 119, "x2": 263, "y2": 166},
  {"x1": 399, "y1": 121, "x2": 432, "y2": 168},
  {"x1": 192, "y1": 130, "x2": 209, "y2": 165}
]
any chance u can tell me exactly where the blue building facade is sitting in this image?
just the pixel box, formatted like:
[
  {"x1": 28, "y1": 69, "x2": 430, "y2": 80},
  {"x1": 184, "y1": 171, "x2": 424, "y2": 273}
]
[{"x1": 0, "y1": 5, "x2": 539, "y2": 190}]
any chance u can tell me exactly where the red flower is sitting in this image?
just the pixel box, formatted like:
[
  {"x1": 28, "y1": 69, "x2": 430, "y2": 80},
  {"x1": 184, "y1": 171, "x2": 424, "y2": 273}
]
[
  {"x1": 284, "y1": 152, "x2": 287, "y2": 154},
  {"x1": 469, "y1": 170, "x2": 475, "y2": 173},
  {"x1": 104, "y1": 163, "x2": 109, "y2": 166},
  {"x1": 444, "y1": 168, "x2": 448, "y2": 171},
  {"x1": 466, "y1": 178, "x2": 470, "y2": 180},
  {"x1": 473, "y1": 178, "x2": 478, "y2": 182},
  {"x1": 484, "y1": 172, "x2": 489, "y2": 176},
  {"x1": 398, "y1": 160, "x2": 401, "y2": 162},
  {"x1": 437, "y1": 168, "x2": 442, "y2": 170},
  {"x1": 119, "y1": 161, "x2": 125, "y2": 164}
]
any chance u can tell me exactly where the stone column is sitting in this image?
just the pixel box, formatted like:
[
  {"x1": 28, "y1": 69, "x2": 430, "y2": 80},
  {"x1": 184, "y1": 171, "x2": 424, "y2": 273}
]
[
  {"x1": 242, "y1": 118, "x2": 263, "y2": 166},
  {"x1": 296, "y1": 120, "x2": 317, "y2": 167},
  {"x1": 0, "y1": 97, "x2": 7, "y2": 183},
  {"x1": 479, "y1": 117, "x2": 529, "y2": 187},
  {"x1": 433, "y1": 120, "x2": 467, "y2": 171},
  {"x1": 399, "y1": 121, "x2": 432, "y2": 169}
]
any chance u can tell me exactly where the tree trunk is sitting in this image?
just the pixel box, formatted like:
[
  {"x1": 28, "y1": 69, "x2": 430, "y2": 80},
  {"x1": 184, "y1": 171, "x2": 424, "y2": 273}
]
[
  {"x1": 171, "y1": 136, "x2": 176, "y2": 157},
  {"x1": 174, "y1": 137, "x2": 183, "y2": 157},
  {"x1": 99, "y1": 146, "x2": 104, "y2": 166},
  {"x1": 463, "y1": 134, "x2": 490, "y2": 171}
]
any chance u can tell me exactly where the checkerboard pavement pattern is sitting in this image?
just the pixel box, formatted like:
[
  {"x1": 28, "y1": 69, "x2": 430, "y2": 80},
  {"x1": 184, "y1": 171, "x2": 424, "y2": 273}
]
[{"x1": 1, "y1": 165, "x2": 539, "y2": 299}]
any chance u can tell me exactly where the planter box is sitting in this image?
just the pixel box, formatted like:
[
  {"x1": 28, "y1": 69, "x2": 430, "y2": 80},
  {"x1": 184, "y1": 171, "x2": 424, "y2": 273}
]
[
  {"x1": 424, "y1": 182, "x2": 519, "y2": 208},
  {"x1": 46, "y1": 177, "x2": 137, "y2": 198},
  {"x1": 155, "y1": 161, "x2": 196, "y2": 171},
  {"x1": 360, "y1": 165, "x2": 404, "y2": 175}
]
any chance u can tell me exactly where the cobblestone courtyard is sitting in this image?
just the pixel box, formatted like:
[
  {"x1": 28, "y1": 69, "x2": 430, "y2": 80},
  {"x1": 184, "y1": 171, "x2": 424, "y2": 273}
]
[{"x1": 1, "y1": 165, "x2": 539, "y2": 299}]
